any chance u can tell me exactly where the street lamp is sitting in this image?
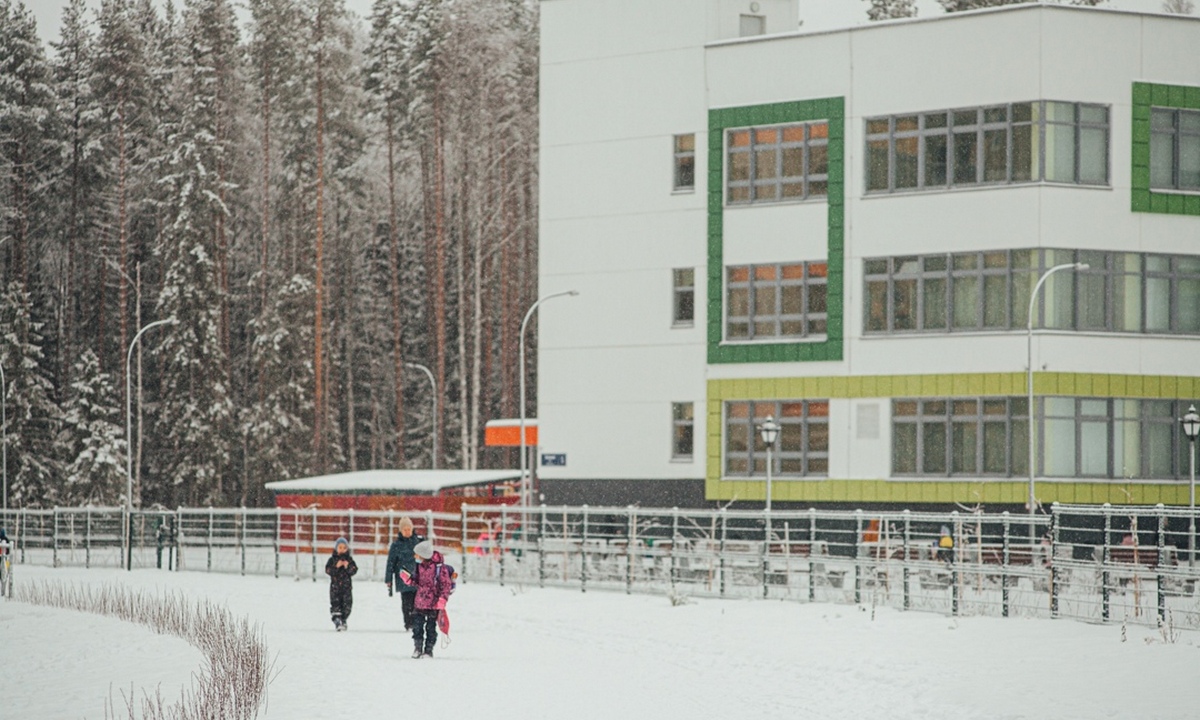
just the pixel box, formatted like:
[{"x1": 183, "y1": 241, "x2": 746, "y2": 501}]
[
  {"x1": 126, "y1": 317, "x2": 175, "y2": 571},
  {"x1": 518, "y1": 290, "x2": 579, "y2": 509},
  {"x1": 404, "y1": 362, "x2": 438, "y2": 469},
  {"x1": 759, "y1": 415, "x2": 780, "y2": 512},
  {"x1": 1026, "y1": 261, "x2": 1087, "y2": 534},
  {"x1": 1181, "y1": 404, "x2": 1199, "y2": 566}
]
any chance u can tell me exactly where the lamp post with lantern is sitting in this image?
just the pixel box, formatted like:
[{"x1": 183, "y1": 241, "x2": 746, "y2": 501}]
[
  {"x1": 759, "y1": 415, "x2": 780, "y2": 512},
  {"x1": 1181, "y1": 404, "x2": 1199, "y2": 567}
]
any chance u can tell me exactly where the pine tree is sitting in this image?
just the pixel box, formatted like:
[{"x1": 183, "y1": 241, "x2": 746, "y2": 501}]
[
  {"x1": 1162, "y1": 0, "x2": 1195, "y2": 14},
  {"x1": 59, "y1": 350, "x2": 125, "y2": 505},
  {"x1": 0, "y1": 282, "x2": 63, "y2": 507},
  {"x1": 152, "y1": 0, "x2": 240, "y2": 507},
  {"x1": 866, "y1": 0, "x2": 918, "y2": 20},
  {"x1": 939, "y1": 0, "x2": 1104, "y2": 10}
]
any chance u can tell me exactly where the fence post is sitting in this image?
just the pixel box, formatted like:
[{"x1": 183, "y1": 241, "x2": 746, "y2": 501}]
[
  {"x1": 460, "y1": 504, "x2": 469, "y2": 585},
  {"x1": 950, "y1": 510, "x2": 960, "y2": 616},
  {"x1": 207, "y1": 507, "x2": 214, "y2": 572},
  {"x1": 85, "y1": 509, "x2": 92, "y2": 569},
  {"x1": 1001, "y1": 511, "x2": 1010, "y2": 618},
  {"x1": 902, "y1": 509, "x2": 911, "y2": 611},
  {"x1": 762, "y1": 511, "x2": 771, "y2": 600},
  {"x1": 854, "y1": 510, "x2": 863, "y2": 606},
  {"x1": 670, "y1": 507, "x2": 679, "y2": 592},
  {"x1": 626, "y1": 507, "x2": 635, "y2": 595},
  {"x1": 1049, "y1": 504, "x2": 1060, "y2": 618},
  {"x1": 52, "y1": 507, "x2": 59, "y2": 568},
  {"x1": 581, "y1": 505, "x2": 589, "y2": 594},
  {"x1": 175, "y1": 508, "x2": 185, "y2": 571},
  {"x1": 718, "y1": 509, "x2": 727, "y2": 598},
  {"x1": 1157, "y1": 504, "x2": 1167, "y2": 625},
  {"x1": 537, "y1": 505, "x2": 546, "y2": 589},
  {"x1": 499, "y1": 504, "x2": 508, "y2": 587},
  {"x1": 1101, "y1": 503, "x2": 1111, "y2": 622},
  {"x1": 274, "y1": 507, "x2": 281, "y2": 579},
  {"x1": 311, "y1": 506, "x2": 318, "y2": 583},
  {"x1": 240, "y1": 507, "x2": 248, "y2": 576},
  {"x1": 808, "y1": 508, "x2": 816, "y2": 602},
  {"x1": 19, "y1": 508, "x2": 26, "y2": 563}
]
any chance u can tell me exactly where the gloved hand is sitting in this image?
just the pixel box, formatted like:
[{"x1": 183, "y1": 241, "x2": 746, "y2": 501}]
[
  {"x1": 435, "y1": 598, "x2": 447, "y2": 610},
  {"x1": 386, "y1": 583, "x2": 393, "y2": 597}
]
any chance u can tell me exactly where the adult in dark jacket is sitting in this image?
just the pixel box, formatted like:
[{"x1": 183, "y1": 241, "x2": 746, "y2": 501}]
[
  {"x1": 325, "y1": 537, "x2": 358, "y2": 630},
  {"x1": 410, "y1": 540, "x2": 453, "y2": 658},
  {"x1": 385, "y1": 517, "x2": 425, "y2": 630}
]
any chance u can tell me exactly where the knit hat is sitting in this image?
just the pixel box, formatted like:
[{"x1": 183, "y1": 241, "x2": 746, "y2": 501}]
[
  {"x1": 413, "y1": 540, "x2": 434, "y2": 559},
  {"x1": 335, "y1": 537, "x2": 349, "y2": 551}
]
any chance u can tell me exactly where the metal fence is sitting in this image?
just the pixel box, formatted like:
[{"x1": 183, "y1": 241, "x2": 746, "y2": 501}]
[{"x1": 1, "y1": 503, "x2": 1197, "y2": 630}]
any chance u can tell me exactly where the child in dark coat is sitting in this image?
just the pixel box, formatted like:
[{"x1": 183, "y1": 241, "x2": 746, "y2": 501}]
[
  {"x1": 325, "y1": 537, "x2": 358, "y2": 631},
  {"x1": 410, "y1": 540, "x2": 454, "y2": 658}
]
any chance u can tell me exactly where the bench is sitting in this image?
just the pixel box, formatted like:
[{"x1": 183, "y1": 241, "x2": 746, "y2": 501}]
[{"x1": 1095, "y1": 545, "x2": 1177, "y2": 568}]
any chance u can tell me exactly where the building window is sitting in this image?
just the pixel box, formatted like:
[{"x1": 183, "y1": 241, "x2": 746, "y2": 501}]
[
  {"x1": 672, "y1": 268, "x2": 695, "y2": 326},
  {"x1": 1043, "y1": 397, "x2": 1194, "y2": 479},
  {"x1": 1150, "y1": 107, "x2": 1200, "y2": 191},
  {"x1": 726, "y1": 122, "x2": 829, "y2": 205},
  {"x1": 739, "y1": 14, "x2": 765, "y2": 37},
  {"x1": 726, "y1": 261, "x2": 827, "y2": 341},
  {"x1": 673, "y1": 134, "x2": 695, "y2": 191},
  {"x1": 893, "y1": 396, "x2": 1196, "y2": 479},
  {"x1": 864, "y1": 248, "x2": 1200, "y2": 336},
  {"x1": 892, "y1": 398, "x2": 1028, "y2": 477},
  {"x1": 672, "y1": 402, "x2": 694, "y2": 459},
  {"x1": 865, "y1": 101, "x2": 1109, "y2": 194},
  {"x1": 725, "y1": 400, "x2": 829, "y2": 477}
]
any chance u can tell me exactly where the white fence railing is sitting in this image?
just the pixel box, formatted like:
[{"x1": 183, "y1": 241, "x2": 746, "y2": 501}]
[{"x1": 2, "y1": 503, "x2": 1197, "y2": 630}]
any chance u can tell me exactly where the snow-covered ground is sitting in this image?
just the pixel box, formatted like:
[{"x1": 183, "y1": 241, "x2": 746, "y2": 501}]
[{"x1": 2, "y1": 564, "x2": 1198, "y2": 720}]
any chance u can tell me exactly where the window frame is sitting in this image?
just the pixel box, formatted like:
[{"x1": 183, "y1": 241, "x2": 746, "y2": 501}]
[
  {"x1": 865, "y1": 100, "x2": 1110, "y2": 195},
  {"x1": 1150, "y1": 107, "x2": 1200, "y2": 191},
  {"x1": 672, "y1": 267, "x2": 695, "y2": 328},
  {"x1": 671, "y1": 402, "x2": 694, "y2": 461},
  {"x1": 725, "y1": 261, "x2": 827, "y2": 342},
  {"x1": 726, "y1": 121, "x2": 829, "y2": 206},
  {"x1": 891, "y1": 397, "x2": 1028, "y2": 478},
  {"x1": 864, "y1": 248, "x2": 1200, "y2": 337},
  {"x1": 724, "y1": 399, "x2": 829, "y2": 478},
  {"x1": 673, "y1": 133, "x2": 696, "y2": 193}
]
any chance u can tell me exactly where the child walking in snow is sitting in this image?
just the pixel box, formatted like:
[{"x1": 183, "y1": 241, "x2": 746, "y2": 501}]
[
  {"x1": 410, "y1": 539, "x2": 454, "y2": 658},
  {"x1": 325, "y1": 537, "x2": 358, "y2": 631}
]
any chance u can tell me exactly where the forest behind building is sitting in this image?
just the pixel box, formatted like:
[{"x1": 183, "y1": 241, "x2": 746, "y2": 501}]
[{"x1": 0, "y1": 0, "x2": 539, "y2": 509}]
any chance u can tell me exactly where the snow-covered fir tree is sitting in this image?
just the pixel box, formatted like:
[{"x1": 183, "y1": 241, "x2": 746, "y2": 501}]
[
  {"x1": 0, "y1": 282, "x2": 63, "y2": 507},
  {"x1": 59, "y1": 350, "x2": 125, "y2": 505}
]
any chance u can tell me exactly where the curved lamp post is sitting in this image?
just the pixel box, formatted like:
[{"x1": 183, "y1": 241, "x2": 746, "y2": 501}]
[
  {"x1": 1182, "y1": 404, "x2": 1199, "y2": 567},
  {"x1": 404, "y1": 362, "x2": 438, "y2": 469},
  {"x1": 126, "y1": 317, "x2": 175, "y2": 571},
  {"x1": 518, "y1": 290, "x2": 579, "y2": 509},
  {"x1": 1026, "y1": 262, "x2": 1087, "y2": 535},
  {"x1": 759, "y1": 415, "x2": 780, "y2": 512}
]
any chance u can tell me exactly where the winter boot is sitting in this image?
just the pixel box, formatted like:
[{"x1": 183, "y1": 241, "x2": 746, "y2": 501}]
[{"x1": 412, "y1": 648, "x2": 423, "y2": 659}]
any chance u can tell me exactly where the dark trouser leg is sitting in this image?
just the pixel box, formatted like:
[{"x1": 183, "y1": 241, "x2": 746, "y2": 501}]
[
  {"x1": 401, "y1": 591, "x2": 416, "y2": 630},
  {"x1": 330, "y1": 585, "x2": 353, "y2": 622},
  {"x1": 419, "y1": 610, "x2": 438, "y2": 653},
  {"x1": 411, "y1": 610, "x2": 428, "y2": 650}
]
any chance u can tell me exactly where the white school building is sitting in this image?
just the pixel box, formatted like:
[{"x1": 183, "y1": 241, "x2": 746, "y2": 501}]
[{"x1": 534, "y1": 0, "x2": 1200, "y2": 510}]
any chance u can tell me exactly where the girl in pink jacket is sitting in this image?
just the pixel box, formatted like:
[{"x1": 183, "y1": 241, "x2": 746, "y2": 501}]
[{"x1": 409, "y1": 540, "x2": 454, "y2": 658}]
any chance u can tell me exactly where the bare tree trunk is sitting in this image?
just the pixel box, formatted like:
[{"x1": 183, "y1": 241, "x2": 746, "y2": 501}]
[
  {"x1": 313, "y1": 2, "x2": 328, "y2": 473},
  {"x1": 118, "y1": 94, "x2": 129, "y2": 422},
  {"x1": 385, "y1": 105, "x2": 405, "y2": 464},
  {"x1": 432, "y1": 90, "x2": 447, "y2": 468}
]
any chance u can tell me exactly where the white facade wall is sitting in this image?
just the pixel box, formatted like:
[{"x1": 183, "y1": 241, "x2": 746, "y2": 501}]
[{"x1": 539, "y1": 1, "x2": 1200, "y2": 500}]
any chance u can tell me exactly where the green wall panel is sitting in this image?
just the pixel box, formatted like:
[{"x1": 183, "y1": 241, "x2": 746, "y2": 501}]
[
  {"x1": 1131, "y1": 81, "x2": 1200, "y2": 216},
  {"x1": 707, "y1": 98, "x2": 845, "y2": 364}
]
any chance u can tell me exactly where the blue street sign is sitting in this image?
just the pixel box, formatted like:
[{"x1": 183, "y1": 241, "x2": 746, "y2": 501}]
[{"x1": 541, "y1": 453, "x2": 566, "y2": 467}]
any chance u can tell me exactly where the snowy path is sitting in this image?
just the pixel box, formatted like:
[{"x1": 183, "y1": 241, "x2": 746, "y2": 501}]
[{"x1": 3, "y1": 564, "x2": 1199, "y2": 719}]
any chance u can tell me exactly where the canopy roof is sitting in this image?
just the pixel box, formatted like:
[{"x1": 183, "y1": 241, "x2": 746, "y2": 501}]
[{"x1": 264, "y1": 469, "x2": 522, "y2": 495}]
